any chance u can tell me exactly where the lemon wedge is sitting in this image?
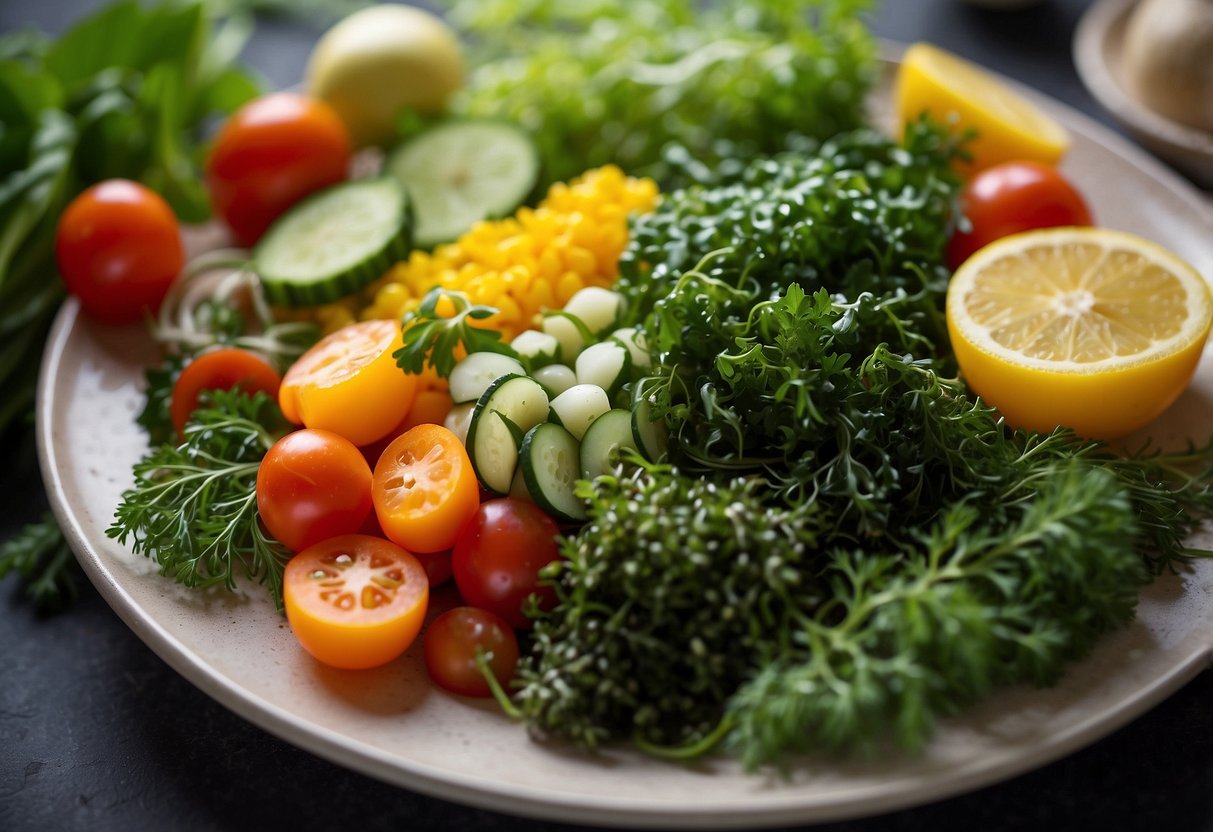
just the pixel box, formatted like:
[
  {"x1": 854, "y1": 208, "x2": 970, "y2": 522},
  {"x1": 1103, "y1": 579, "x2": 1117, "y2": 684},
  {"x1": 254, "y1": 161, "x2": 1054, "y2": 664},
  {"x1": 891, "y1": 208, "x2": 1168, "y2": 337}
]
[
  {"x1": 895, "y1": 43, "x2": 1070, "y2": 174},
  {"x1": 946, "y1": 227, "x2": 1212, "y2": 439}
]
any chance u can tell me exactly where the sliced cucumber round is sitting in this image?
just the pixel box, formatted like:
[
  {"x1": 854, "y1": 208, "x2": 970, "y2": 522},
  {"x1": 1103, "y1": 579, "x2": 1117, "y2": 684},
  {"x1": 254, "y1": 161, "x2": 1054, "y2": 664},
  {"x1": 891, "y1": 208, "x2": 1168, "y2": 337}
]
[
  {"x1": 449, "y1": 352, "x2": 526, "y2": 404},
  {"x1": 254, "y1": 177, "x2": 412, "y2": 307},
  {"x1": 386, "y1": 119, "x2": 539, "y2": 248},
  {"x1": 631, "y1": 397, "x2": 669, "y2": 462},
  {"x1": 579, "y1": 408, "x2": 637, "y2": 480},
  {"x1": 520, "y1": 422, "x2": 587, "y2": 523},
  {"x1": 466, "y1": 374, "x2": 550, "y2": 495}
]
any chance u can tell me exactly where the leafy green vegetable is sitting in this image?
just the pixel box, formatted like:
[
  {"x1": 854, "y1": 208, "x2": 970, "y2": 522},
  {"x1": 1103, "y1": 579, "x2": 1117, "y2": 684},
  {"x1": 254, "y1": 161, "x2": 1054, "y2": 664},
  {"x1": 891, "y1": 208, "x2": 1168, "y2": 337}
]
[
  {"x1": 441, "y1": 0, "x2": 877, "y2": 186},
  {"x1": 0, "y1": 0, "x2": 261, "y2": 437},
  {"x1": 107, "y1": 389, "x2": 292, "y2": 608},
  {"x1": 506, "y1": 127, "x2": 1213, "y2": 765},
  {"x1": 0, "y1": 511, "x2": 81, "y2": 611},
  {"x1": 396, "y1": 288, "x2": 521, "y2": 378}
]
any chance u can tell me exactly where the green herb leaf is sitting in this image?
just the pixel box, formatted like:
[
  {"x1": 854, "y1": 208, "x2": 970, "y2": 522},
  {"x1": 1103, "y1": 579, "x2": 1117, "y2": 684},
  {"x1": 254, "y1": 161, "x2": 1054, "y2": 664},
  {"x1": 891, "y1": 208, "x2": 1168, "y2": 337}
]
[
  {"x1": 107, "y1": 388, "x2": 292, "y2": 610},
  {"x1": 395, "y1": 288, "x2": 520, "y2": 378},
  {"x1": 0, "y1": 511, "x2": 81, "y2": 611}
]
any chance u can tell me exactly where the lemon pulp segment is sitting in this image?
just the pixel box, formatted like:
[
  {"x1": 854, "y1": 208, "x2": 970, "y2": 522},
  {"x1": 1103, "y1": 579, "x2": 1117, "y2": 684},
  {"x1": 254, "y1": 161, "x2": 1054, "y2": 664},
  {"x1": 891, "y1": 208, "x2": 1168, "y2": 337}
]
[{"x1": 946, "y1": 228, "x2": 1212, "y2": 438}]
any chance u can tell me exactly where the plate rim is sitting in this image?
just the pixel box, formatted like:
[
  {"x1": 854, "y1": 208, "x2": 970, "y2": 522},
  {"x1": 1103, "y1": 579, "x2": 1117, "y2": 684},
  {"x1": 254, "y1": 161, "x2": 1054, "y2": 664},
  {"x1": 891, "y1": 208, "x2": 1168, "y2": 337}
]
[{"x1": 35, "y1": 43, "x2": 1213, "y2": 829}]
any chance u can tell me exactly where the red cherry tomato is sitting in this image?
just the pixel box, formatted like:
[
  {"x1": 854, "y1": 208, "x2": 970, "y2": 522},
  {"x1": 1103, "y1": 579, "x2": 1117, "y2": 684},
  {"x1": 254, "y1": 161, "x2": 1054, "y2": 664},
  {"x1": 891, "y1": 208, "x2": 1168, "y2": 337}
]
[
  {"x1": 257, "y1": 429, "x2": 373, "y2": 552},
  {"x1": 205, "y1": 92, "x2": 351, "y2": 246},
  {"x1": 54, "y1": 179, "x2": 184, "y2": 325},
  {"x1": 170, "y1": 348, "x2": 282, "y2": 436},
  {"x1": 415, "y1": 549, "x2": 454, "y2": 588},
  {"x1": 424, "y1": 606, "x2": 519, "y2": 697},
  {"x1": 947, "y1": 161, "x2": 1094, "y2": 269},
  {"x1": 451, "y1": 498, "x2": 562, "y2": 629}
]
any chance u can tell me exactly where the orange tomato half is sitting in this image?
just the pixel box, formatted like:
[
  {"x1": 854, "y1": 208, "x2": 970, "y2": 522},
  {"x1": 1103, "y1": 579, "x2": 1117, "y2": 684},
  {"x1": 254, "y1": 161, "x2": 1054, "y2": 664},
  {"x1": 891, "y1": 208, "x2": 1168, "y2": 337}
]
[
  {"x1": 283, "y1": 534, "x2": 429, "y2": 670},
  {"x1": 372, "y1": 424, "x2": 479, "y2": 554},
  {"x1": 280, "y1": 320, "x2": 419, "y2": 446}
]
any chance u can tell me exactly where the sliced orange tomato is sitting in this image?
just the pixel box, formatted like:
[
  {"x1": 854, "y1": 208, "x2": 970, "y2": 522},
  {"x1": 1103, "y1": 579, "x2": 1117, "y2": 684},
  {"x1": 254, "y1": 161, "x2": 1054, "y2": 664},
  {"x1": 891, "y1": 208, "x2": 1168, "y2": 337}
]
[
  {"x1": 283, "y1": 534, "x2": 429, "y2": 670},
  {"x1": 280, "y1": 320, "x2": 419, "y2": 446},
  {"x1": 171, "y1": 347, "x2": 282, "y2": 436},
  {"x1": 372, "y1": 423, "x2": 479, "y2": 553}
]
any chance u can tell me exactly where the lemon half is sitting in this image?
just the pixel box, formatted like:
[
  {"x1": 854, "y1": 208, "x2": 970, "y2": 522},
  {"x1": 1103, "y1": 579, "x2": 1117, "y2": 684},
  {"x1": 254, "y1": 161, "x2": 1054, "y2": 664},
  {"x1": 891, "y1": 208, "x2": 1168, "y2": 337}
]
[
  {"x1": 946, "y1": 227, "x2": 1212, "y2": 439},
  {"x1": 895, "y1": 43, "x2": 1070, "y2": 174}
]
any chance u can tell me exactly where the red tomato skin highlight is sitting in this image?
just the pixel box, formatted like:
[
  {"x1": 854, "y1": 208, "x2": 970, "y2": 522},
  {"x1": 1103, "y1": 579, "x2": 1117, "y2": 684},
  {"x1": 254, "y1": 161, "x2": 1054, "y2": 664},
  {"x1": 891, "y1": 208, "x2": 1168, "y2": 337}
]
[
  {"x1": 170, "y1": 348, "x2": 282, "y2": 436},
  {"x1": 451, "y1": 498, "x2": 562, "y2": 629},
  {"x1": 205, "y1": 92, "x2": 351, "y2": 246},
  {"x1": 424, "y1": 606, "x2": 520, "y2": 697},
  {"x1": 55, "y1": 179, "x2": 184, "y2": 325},
  {"x1": 257, "y1": 429, "x2": 374, "y2": 552},
  {"x1": 947, "y1": 161, "x2": 1093, "y2": 269}
]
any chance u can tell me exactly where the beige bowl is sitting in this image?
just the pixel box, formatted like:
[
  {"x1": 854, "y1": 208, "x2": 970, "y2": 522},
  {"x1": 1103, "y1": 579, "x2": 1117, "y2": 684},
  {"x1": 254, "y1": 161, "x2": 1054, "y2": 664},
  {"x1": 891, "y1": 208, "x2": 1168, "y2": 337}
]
[{"x1": 1074, "y1": 0, "x2": 1213, "y2": 188}]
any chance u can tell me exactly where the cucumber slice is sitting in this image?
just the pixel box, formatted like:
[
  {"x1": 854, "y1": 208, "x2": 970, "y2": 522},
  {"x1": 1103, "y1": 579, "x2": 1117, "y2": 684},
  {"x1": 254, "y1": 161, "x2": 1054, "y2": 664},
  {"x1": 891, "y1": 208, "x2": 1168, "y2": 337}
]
[
  {"x1": 533, "y1": 364, "x2": 577, "y2": 398},
  {"x1": 254, "y1": 177, "x2": 412, "y2": 307},
  {"x1": 548, "y1": 384, "x2": 611, "y2": 441},
  {"x1": 520, "y1": 422, "x2": 587, "y2": 522},
  {"x1": 631, "y1": 397, "x2": 669, "y2": 461},
  {"x1": 386, "y1": 119, "x2": 539, "y2": 248},
  {"x1": 562, "y1": 287, "x2": 626, "y2": 336},
  {"x1": 449, "y1": 352, "x2": 527, "y2": 404},
  {"x1": 574, "y1": 341, "x2": 631, "y2": 397},
  {"x1": 466, "y1": 374, "x2": 550, "y2": 494},
  {"x1": 579, "y1": 408, "x2": 637, "y2": 480}
]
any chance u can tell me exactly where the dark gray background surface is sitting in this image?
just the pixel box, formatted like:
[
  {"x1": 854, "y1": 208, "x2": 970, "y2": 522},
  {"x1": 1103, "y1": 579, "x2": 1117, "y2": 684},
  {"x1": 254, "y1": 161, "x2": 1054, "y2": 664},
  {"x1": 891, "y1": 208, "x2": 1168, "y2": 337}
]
[{"x1": 3, "y1": 1, "x2": 1211, "y2": 830}]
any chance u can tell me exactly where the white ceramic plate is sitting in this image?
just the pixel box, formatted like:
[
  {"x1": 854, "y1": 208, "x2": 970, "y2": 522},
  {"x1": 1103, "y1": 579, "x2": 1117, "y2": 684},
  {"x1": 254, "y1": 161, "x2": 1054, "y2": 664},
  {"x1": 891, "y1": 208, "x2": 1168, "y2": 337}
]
[{"x1": 36, "y1": 56, "x2": 1213, "y2": 828}]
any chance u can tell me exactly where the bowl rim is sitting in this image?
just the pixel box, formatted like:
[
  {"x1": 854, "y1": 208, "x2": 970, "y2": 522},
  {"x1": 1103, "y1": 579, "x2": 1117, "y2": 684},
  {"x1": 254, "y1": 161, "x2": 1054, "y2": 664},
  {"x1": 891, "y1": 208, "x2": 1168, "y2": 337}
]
[{"x1": 1073, "y1": 0, "x2": 1213, "y2": 186}]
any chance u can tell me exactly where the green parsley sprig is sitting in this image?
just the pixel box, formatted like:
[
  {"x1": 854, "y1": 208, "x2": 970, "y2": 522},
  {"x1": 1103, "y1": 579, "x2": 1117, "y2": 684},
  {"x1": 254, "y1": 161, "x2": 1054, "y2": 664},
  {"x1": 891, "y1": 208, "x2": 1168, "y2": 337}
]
[
  {"x1": 107, "y1": 389, "x2": 292, "y2": 609},
  {"x1": 395, "y1": 288, "x2": 520, "y2": 378}
]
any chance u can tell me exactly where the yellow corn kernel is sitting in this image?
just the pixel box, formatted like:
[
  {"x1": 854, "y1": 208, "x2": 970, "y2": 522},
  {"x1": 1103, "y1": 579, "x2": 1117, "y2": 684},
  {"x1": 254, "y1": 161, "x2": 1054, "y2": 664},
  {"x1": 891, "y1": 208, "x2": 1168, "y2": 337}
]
[
  {"x1": 556, "y1": 271, "x2": 584, "y2": 306},
  {"x1": 529, "y1": 278, "x2": 556, "y2": 311},
  {"x1": 564, "y1": 245, "x2": 597, "y2": 276}
]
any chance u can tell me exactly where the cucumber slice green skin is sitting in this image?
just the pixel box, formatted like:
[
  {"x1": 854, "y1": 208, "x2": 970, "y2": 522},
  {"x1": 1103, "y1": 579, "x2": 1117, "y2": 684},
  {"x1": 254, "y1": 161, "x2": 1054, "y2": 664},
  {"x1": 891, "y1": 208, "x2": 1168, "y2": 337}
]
[
  {"x1": 386, "y1": 118, "x2": 540, "y2": 249},
  {"x1": 631, "y1": 397, "x2": 669, "y2": 462},
  {"x1": 449, "y1": 353, "x2": 527, "y2": 404},
  {"x1": 466, "y1": 374, "x2": 550, "y2": 495},
  {"x1": 254, "y1": 177, "x2": 413, "y2": 308},
  {"x1": 520, "y1": 422, "x2": 587, "y2": 523},
  {"x1": 579, "y1": 408, "x2": 637, "y2": 480}
]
